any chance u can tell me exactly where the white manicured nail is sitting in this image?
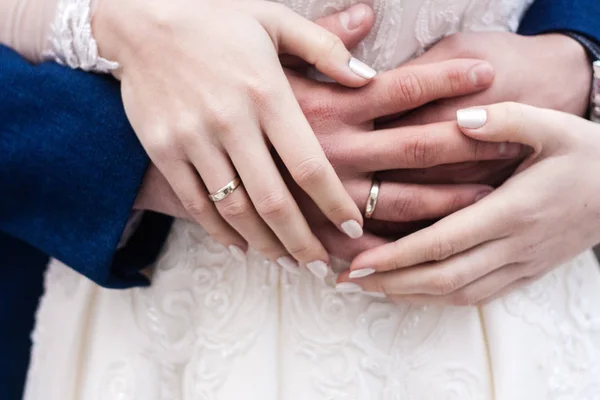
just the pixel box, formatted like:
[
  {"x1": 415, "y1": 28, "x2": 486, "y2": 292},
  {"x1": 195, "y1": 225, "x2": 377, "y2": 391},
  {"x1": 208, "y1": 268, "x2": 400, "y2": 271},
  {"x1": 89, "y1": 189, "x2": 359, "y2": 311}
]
[
  {"x1": 335, "y1": 282, "x2": 363, "y2": 293},
  {"x1": 364, "y1": 291, "x2": 387, "y2": 299},
  {"x1": 349, "y1": 268, "x2": 375, "y2": 279},
  {"x1": 349, "y1": 58, "x2": 377, "y2": 79},
  {"x1": 306, "y1": 260, "x2": 329, "y2": 279},
  {"x1": 457, "y1": 109, "x2": 487, "y2": 129},
  {"x1": 229, "y1": 245, "x2": 246, "y2": 261},
  {"x1": 341, "y1": 220, "x2": 363, "y2": 239},
  {"x1": 277, "y1": 256, "x2": 299, "y2": 274}
]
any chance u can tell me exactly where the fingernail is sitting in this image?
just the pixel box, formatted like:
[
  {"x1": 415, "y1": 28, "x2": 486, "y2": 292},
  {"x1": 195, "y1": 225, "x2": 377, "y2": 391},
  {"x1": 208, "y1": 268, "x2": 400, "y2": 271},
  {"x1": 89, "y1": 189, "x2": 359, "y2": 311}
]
[
  {"x1": 468, "y1": 63, "x2": 494, "y2": 87},
  {"x1": 341, "y1": 220, "x2": 363, "y2": 239},
  {"x1": 340, "y1": 4, "x2": 367, "y2": 31},
  {"x1": 498, "y1": 142, "x2": 521, "y2": 158},
  {"x1": 306, "y1": 260, "x2": 329, "y2": 279},
  {"x1": 475, "y1": 191, "x2": 491, "y2": 202},
  {"x1": 229, "y1": 245, "x2": 246, "y2": 261},
  {"x1": 349, "y1": 58, "x2": 377, "y2": 79},
  {"x1": 457, "y1": 108, "x2": 487, "y2": 129},
  {"x1": 349, "y1": 268, "x2": 375, "y2": 279},
  {"x1": 364, "y1": 291, "x2": 387, "y2": 299},
  {"x1": 277, "y1": 256, "x2": 299, "y2": 274},
  {"x1": 335, "y1": 282, "x2": 363, "y2": 293}
]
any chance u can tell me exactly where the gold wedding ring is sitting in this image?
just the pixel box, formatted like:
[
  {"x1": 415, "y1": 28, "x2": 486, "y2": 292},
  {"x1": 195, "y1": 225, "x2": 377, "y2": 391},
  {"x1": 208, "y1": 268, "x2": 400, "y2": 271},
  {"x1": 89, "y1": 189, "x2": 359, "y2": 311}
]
[
  {"x1": 364, "y1": 178, "x2": 380, "y2": 219},
  {"x1": 209, "y1": 176, "x2": 242, "y2": 202}
]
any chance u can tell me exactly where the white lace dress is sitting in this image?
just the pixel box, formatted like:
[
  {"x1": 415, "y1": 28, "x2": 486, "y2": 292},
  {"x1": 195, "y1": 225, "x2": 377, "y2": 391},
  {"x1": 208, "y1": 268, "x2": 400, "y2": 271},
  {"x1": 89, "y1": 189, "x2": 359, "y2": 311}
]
[{"x1": 23, "y1": 1, "x2": 600, "y2": 399}]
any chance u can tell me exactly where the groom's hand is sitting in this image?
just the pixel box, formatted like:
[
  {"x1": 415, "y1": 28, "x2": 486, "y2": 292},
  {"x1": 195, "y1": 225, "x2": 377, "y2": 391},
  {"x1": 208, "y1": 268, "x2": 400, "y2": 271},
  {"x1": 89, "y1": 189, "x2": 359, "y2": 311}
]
[
  {"x1": 376, "y1": 32, "x2": 591, "y2": 190},
  {"x1": 402, "y1": 32, "x2": 592, "y2": 123},
  {"x1": 284, "y1": 59, "x2": 525, "y2": 261}
]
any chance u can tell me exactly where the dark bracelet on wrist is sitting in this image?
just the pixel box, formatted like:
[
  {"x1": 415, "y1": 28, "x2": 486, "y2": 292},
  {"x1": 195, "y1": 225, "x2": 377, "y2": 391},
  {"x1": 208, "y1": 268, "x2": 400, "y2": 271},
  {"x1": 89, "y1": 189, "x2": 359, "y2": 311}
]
[
  {"x1": 555, "y1": 31, "x2": 600, "y2": 121},
  {"x1": 561, "y1": 32, "x2": 600, "y2": 62}
]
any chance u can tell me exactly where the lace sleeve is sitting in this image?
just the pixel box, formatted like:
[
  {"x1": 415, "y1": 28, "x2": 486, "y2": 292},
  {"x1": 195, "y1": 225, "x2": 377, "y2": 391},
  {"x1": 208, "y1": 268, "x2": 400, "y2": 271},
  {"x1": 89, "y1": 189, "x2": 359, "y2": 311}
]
[
  {"x1": 44, "y1": 0, "x2": 118, "y2": 72},
  {"x1": 0, "y1": 0, "x2": 56, "y2": 63},
  {"x1": 0, "y1": 0, "x2": 117, "y2": 72}
]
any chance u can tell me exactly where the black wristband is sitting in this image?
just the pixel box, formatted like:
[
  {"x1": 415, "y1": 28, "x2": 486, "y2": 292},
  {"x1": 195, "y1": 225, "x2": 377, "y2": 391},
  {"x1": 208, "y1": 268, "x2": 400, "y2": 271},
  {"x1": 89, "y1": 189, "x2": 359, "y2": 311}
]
[{"x1": 562, "y1": 31, "x2": 600, "y2": 62}]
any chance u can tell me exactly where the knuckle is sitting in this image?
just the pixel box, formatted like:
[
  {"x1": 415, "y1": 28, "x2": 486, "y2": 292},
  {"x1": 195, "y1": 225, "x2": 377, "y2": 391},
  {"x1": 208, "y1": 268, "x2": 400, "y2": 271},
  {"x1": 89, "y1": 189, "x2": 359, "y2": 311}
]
[
  {"x1": 287, "y1": 241, "x2": 316, "y2": 261},
  {"x1": 373, "y1": 279, "x2": 392, "y2": 296},
  {"x1": 203, "y1": 103, "x2": 240, "y2": 137},
  {"x1": 316, "y1": 32, "x2": 345, "y2": 64},
  {"x1": 254, "y1": 243, "x2": 282, "y2": 260},
  {"x1": 145, "y1": 132, "x2": 175, "y2": 161},
  {"x1": 391, "y1": 72, "x2": 425, "y2": 105},
  {"x1": 404, "y1": 135, "x2": 439, "y2": 168},
  {"x1": 184, "y1": 200, "x2": 211, "y2": 220},
  {"x1": 429, "y1": 272, "x2": 463, "y2": 295},
  {"x1": 429, "y1": 238, "x2": 457, "y2": 261},
  {"x1": 443, "y1": 66, "x2": 468, "y2": 92},
  {"x1": 218, "y1": 197, "x2": 252, "y2": 220},
  {"x1": 292, "y1": 157, "x2": 327, "y2": 188},
  {"x1": 173, "y1": 112, "x2": 202, "y2": 144},
  {"x1": 297, "y1": 94, "x2": 338, "y2": 126},
  {"x1": 450, "y1": 289, "x2": 479, "y2": 306},
  {"x1": 446, "y1": 191, "x2": 469, "y2": 212},
  {"x1": 256, "y1": 193, "x2": 290, "y2": 221},
  {"x1": 245, "y1": 76, "x2": 277, "y2": 106},
  {"x1": 391, "y1": 191, "x2": 421, "y2": 219},
  {"x1": 468, "y1": 137, "x2": 487, "y2": 159}
]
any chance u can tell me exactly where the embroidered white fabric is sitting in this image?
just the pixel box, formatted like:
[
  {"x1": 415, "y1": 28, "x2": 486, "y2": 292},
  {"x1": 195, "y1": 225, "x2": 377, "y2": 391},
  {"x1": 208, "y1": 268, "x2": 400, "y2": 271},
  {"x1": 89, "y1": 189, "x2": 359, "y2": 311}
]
[
  {"x1": 44, "y1": 0, "x2": 118, "y2": 72},
  {"x1": 21, "y1": 0, "x2": 600, "y2": 399}
]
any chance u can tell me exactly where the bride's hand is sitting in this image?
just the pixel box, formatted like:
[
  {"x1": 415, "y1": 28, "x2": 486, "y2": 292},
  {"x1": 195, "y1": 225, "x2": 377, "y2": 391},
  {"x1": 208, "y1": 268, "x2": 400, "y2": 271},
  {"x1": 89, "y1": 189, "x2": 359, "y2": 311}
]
[
  {"x1": 339, "y1": 102, "x2": 600, "y2": 304},
  {"x1": 92, "y1": 0, "x2": 376, "y2": 265}
]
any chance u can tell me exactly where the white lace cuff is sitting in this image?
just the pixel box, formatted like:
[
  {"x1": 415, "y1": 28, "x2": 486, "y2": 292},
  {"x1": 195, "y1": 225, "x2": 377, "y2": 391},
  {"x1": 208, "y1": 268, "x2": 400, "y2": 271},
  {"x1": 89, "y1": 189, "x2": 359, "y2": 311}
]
[{"x1": 44, "y1": 0, "x2": 119, "y2": 73}]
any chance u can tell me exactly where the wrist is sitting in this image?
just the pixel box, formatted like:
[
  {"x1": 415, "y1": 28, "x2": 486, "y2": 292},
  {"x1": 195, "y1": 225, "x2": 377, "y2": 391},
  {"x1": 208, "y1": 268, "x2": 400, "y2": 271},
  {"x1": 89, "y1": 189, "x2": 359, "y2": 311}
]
[{"x1": 531, "y1": 33, "x2": 592, "y2": 116}]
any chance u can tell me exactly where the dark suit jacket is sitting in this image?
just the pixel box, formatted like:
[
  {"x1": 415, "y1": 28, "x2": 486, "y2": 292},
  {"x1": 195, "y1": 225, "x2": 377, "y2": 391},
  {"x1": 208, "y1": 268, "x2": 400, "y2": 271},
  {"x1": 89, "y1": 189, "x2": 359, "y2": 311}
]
[{"x1": 1, "y1": 0, "x2": 599, "y2": 398}]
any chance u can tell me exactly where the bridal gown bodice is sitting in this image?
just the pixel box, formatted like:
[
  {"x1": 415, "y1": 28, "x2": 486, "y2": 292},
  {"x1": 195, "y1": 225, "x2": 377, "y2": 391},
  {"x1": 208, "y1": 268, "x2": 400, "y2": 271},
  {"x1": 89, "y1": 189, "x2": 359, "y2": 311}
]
[{"x1": 24, "y1": 1, "x2": 600, "y2": 399}]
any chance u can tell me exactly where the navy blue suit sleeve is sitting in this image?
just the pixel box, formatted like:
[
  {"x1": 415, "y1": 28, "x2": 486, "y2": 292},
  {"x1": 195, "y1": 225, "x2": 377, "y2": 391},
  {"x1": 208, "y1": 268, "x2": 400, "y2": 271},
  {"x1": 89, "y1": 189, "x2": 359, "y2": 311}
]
[
  {"x1": 0, "y1": 45, "x2": 171, "y2": 289},
  {"x1": 519, "y1": 0, "x2": 600, "y2": 45}
]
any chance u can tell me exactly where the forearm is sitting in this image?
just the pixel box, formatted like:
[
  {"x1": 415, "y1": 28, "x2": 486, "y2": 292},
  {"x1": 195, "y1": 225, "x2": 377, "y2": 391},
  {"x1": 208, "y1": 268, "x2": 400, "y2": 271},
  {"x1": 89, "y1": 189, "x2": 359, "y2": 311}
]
[
  {"x1": 518, "y1": 0, "x2": 600, "y2": 56},
  {"x1": 0, "y1": 0, "x2": 57, "y2": 62},
  {"x1": 0, "y1": 45, "x2": 168, "y2": 288}
]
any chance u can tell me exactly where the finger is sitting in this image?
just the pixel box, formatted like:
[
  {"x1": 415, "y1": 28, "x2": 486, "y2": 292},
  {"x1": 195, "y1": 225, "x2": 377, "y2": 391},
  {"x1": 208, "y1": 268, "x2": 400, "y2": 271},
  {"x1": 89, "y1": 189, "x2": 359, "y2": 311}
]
[
  {"x1": 339, "y1": 239, "x2": 507, "y2": 295},
  {"x1": 389, "y1": 263, "x2": 528, "y2": 306},
  {"x1": 479, "y1": 275, "x2": 540, "y2": 305},
  {"x1": 349, "y1": 192, "x2": 513, "y2": 274},
  {"x1": 280, "y1": 4, "x2": 375, "y2": 70},
  {"x1": 382, "y1": 102, "x2": 458, "y2": 128},
  {"x1": 313, "y1": 223, "x2": 389, "y2": 263},
  {"x1": 456, "y1": 102, "x2": 572, "y2": 153},
  {"x1": 338, "y1": 59, "x2": 495, "y2": 123},
  {"x1": 257, "y1": 3, "x2": 376, "y2": 87},
  {"x1": 158, "y1": 160, "x2": 248, "y2": 253},
  {"x1": 346, "y1": 179, "x2": 492, "y2": 222},
  {"x1": 261, "y1": 75, "x2": 365, "y2": 240},
  {"x1": 378, "y1": 159, "x2": 521, "y2": 186},
  {"x1": 222, "y1": 127, "x2": 333, "y2": 274},
  {"x1": 184, "y1": 138, "x2": 290, "y2": 260},
  {"x1": 334, "y1": 121, "x2": 522, "y2": 172}
]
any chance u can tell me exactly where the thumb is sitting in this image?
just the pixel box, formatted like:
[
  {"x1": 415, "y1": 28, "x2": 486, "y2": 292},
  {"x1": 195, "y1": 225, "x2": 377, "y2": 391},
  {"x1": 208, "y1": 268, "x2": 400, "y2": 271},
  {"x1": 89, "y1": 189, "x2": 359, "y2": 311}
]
[
  {"x1": 280, "y1": 4, "x2": 375, "y2": 71},
  {"x1": 314, "y1": 4, "x2": 375, "y2": 50},
  {"x1": 456, "y1": 102, "x2": 566, "y2": 153},
  {"x1": 259, "y1": 3, "x2": 377, "y2": 87}
]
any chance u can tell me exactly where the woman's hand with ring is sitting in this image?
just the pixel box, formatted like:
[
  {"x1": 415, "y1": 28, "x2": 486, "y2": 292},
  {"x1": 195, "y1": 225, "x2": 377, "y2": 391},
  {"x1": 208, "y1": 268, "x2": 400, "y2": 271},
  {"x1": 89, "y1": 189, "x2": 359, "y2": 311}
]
[
  {"x1": 92, "y1": 0, "x2": 378, "y2": 267},
  {"x1": 340, "y1": 102, "x2": 600, "y2": 304}
]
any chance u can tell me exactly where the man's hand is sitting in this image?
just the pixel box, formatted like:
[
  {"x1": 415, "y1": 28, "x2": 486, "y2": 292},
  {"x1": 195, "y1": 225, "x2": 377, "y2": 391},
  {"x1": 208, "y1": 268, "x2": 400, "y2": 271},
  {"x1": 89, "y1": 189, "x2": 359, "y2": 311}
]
[
  {"x1": 401, "y1": 32, "x2": 592, "y2": 123},
  {"x1": 377, "y1": 32, "x2": 591, "y2": 191}
]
